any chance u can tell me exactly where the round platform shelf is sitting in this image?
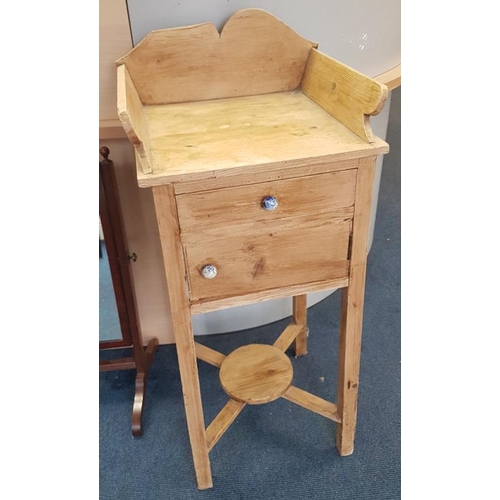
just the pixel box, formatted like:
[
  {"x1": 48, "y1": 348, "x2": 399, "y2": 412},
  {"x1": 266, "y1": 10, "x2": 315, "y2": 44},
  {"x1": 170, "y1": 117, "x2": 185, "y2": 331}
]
[{"x1": 219, "y1": 344, "x2": 293, "y2": 404}]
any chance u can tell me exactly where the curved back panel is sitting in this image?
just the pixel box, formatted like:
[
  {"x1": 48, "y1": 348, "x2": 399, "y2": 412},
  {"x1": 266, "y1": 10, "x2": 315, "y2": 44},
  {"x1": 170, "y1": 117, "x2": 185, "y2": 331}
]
[{"x1": 116, "y1": 9, "x2": 316, "y2": 105}]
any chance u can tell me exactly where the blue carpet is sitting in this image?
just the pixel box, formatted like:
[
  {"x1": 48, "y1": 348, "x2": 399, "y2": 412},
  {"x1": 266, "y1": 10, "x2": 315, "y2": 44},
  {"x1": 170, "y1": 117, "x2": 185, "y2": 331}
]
[{"x1": 99, "y1": 87, "x2": 401, "y2": 499}]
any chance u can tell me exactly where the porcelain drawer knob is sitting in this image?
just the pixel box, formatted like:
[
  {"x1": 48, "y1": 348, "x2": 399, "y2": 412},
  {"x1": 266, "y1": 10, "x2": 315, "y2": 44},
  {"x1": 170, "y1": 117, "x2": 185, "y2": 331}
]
[
  {"x1": 201, "y1": 264, "x2": 218, "y2": 279},
  {"x1": 261, "y1": 196, "x2": 278, "y2": 211}
]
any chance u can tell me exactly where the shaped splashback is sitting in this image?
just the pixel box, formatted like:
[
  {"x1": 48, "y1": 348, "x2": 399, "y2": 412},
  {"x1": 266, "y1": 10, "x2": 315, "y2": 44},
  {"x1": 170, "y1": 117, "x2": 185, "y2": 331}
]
[{"x1": 116, "y1": 9, "x2": 317, "y2": 105}]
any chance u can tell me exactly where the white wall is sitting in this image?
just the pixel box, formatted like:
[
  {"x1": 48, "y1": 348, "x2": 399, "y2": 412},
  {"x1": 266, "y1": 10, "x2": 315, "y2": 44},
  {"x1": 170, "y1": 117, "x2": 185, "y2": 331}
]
[{"x1": 127, "y1": 0, "x2": 400, "y2": 78}]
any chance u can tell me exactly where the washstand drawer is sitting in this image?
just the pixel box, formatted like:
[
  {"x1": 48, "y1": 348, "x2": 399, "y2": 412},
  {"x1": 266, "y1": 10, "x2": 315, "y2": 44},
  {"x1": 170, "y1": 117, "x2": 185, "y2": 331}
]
[
  {"x1": 183, "y1": 218, "x2": 352, "y2": 302},
  {"x1": 176, "y1": 169, "x2": 357, "y2": 233}
]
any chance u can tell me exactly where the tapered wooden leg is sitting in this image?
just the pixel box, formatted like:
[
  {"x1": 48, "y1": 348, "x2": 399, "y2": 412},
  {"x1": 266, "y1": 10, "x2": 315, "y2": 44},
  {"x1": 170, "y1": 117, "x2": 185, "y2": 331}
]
[
  {"x1": 336, "y1": 157, "x2": 376, "y2": 456},
  {"x1": 336, "y1": 285, "x2": 364, "y2": 455},
  {"x1": 153, "y1": 185, "x2": 213, "y2": 489},
  {"x1": 172, "y1": 314, "x2": 213, "y2": 488},
  {"x1": 293, "y1": 295, "x2": 308, "y2": 356}
]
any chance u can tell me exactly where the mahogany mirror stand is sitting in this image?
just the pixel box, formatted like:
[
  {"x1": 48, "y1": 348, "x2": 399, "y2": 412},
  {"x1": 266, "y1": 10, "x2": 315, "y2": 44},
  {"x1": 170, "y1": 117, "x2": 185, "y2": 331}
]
[{"x1": 99, "y1": 146, "x2": 158, "y2": 436}]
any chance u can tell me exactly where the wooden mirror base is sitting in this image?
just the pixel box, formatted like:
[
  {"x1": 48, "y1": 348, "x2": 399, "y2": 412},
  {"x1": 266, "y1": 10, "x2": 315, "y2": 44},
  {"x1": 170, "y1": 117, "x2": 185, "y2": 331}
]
[
  {"x1": 100, "y1": 338, "x2": 159, "y2": 436},
  {"x1": 99, "y1": 146, "x2": 159, "y2": 437}
]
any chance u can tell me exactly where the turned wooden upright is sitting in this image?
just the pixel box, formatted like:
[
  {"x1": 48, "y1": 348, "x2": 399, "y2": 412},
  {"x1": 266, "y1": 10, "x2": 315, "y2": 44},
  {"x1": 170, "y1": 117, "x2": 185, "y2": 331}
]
[{"x1": 116, "y1": 9, "x2": 389, "y2": 489}]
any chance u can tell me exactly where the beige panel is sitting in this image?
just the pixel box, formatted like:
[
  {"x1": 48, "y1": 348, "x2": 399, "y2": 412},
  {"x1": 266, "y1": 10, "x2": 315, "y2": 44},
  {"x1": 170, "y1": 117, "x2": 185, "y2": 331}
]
[
  {"x1": 99, "y1": 0, "x2": 133, "y2": 122},
  {"x1": 374, "y1": 64, "x2": 401, "y2": 90}
]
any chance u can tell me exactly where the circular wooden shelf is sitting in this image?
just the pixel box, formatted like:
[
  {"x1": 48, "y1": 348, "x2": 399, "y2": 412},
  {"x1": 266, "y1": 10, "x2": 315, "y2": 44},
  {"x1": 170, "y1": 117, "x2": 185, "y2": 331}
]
[{"x1": 219, "y1": 344, "x2": 293, "y2": 404}]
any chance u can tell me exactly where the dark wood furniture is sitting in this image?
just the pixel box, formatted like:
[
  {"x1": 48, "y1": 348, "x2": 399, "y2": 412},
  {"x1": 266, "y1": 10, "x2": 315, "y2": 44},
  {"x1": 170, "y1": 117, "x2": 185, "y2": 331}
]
[{"x1": 99, "y1": 146, "x2": 158, "y2": 436}]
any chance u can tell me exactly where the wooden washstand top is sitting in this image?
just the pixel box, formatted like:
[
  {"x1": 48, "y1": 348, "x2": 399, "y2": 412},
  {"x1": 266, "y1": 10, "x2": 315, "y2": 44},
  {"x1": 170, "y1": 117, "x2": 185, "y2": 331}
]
[{"x1": 116, "y1": 8, "x2": 389, "y2": 186}]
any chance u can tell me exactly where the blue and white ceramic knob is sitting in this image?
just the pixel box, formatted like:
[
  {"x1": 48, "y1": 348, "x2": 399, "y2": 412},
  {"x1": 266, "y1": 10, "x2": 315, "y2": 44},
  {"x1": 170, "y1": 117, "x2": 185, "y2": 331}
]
[
  {"x1": 261, "y1": 196, "x2": 278, "y2": 211},
  {"x1": 201, "y1": 264, "x2": 218, "y2": 279}
]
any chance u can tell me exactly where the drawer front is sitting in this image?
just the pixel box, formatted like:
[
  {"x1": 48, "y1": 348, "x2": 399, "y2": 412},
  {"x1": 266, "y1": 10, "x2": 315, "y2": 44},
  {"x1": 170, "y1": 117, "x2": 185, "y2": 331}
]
[
  {"x1": 176, "y1": 169, "x2": 356, "y2": 234},
  {"x1": 184, "y1": 218, "x2": 351, "y2": 302}
]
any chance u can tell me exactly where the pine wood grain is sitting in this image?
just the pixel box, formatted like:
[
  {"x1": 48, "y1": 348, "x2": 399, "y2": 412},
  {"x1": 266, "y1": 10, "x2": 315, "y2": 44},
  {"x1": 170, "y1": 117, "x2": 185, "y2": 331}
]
[
  {"x1": 116, "y1": 64, "x2": 152, "y2": 173},
  {"x1": 116, "y1": 9, "x2": 316, "y2": 105},
  {"x1": 152, "y1": 184, "x2": 213, "y2": 489},
  {"x1": 176, "y1": 169, "x2": 356, "y2": 235},
  {"x1": 138, "y1": 91, "x2": 388, "y2": 186},
  {"x1": 301, "y1": 49, "x2": 388, "y2": 142},
  {"x1": 293, "y1": 295, "x2": 308, "y2": 356},
  {"x1": 282, "y1": 386, "x2": 341, "y2": 423},
  {"x1": 273, "y1": 324, "x2": 303, "y2": 352},
  {"x1": 194, "y1": 342, "x2": 226, "y2": 368},
  {"x1": 111, "y1": 9, "x2": 392, "y2": 488},
  {"x1": 219, "y1": 345, "x2": 293, "y2": 404},
  {"x1": 184, "y1": 218, "x2": 351, "y2": 302},
  {"x1": 172, "y1": 159, "x2": 358, "y2": 195},
  {"x1": 180, "y1": 209, "x2": 354, "y2": 246},
  {"x1": 205, "y1": 399, "x2": 246, "y2": 452},
  {"x1": 190, "y1": 276, "x2": 349, "y2": 314},
  {"x1": 336, "y1": 157, "x2": 377, "y2": 456}
]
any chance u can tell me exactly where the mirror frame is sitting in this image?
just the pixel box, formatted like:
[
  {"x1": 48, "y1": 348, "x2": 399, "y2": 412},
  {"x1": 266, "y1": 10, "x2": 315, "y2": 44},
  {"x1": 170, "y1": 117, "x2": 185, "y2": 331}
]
[{"x1": 99, "y1": 148, "x2": 134, "y2": 348}]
